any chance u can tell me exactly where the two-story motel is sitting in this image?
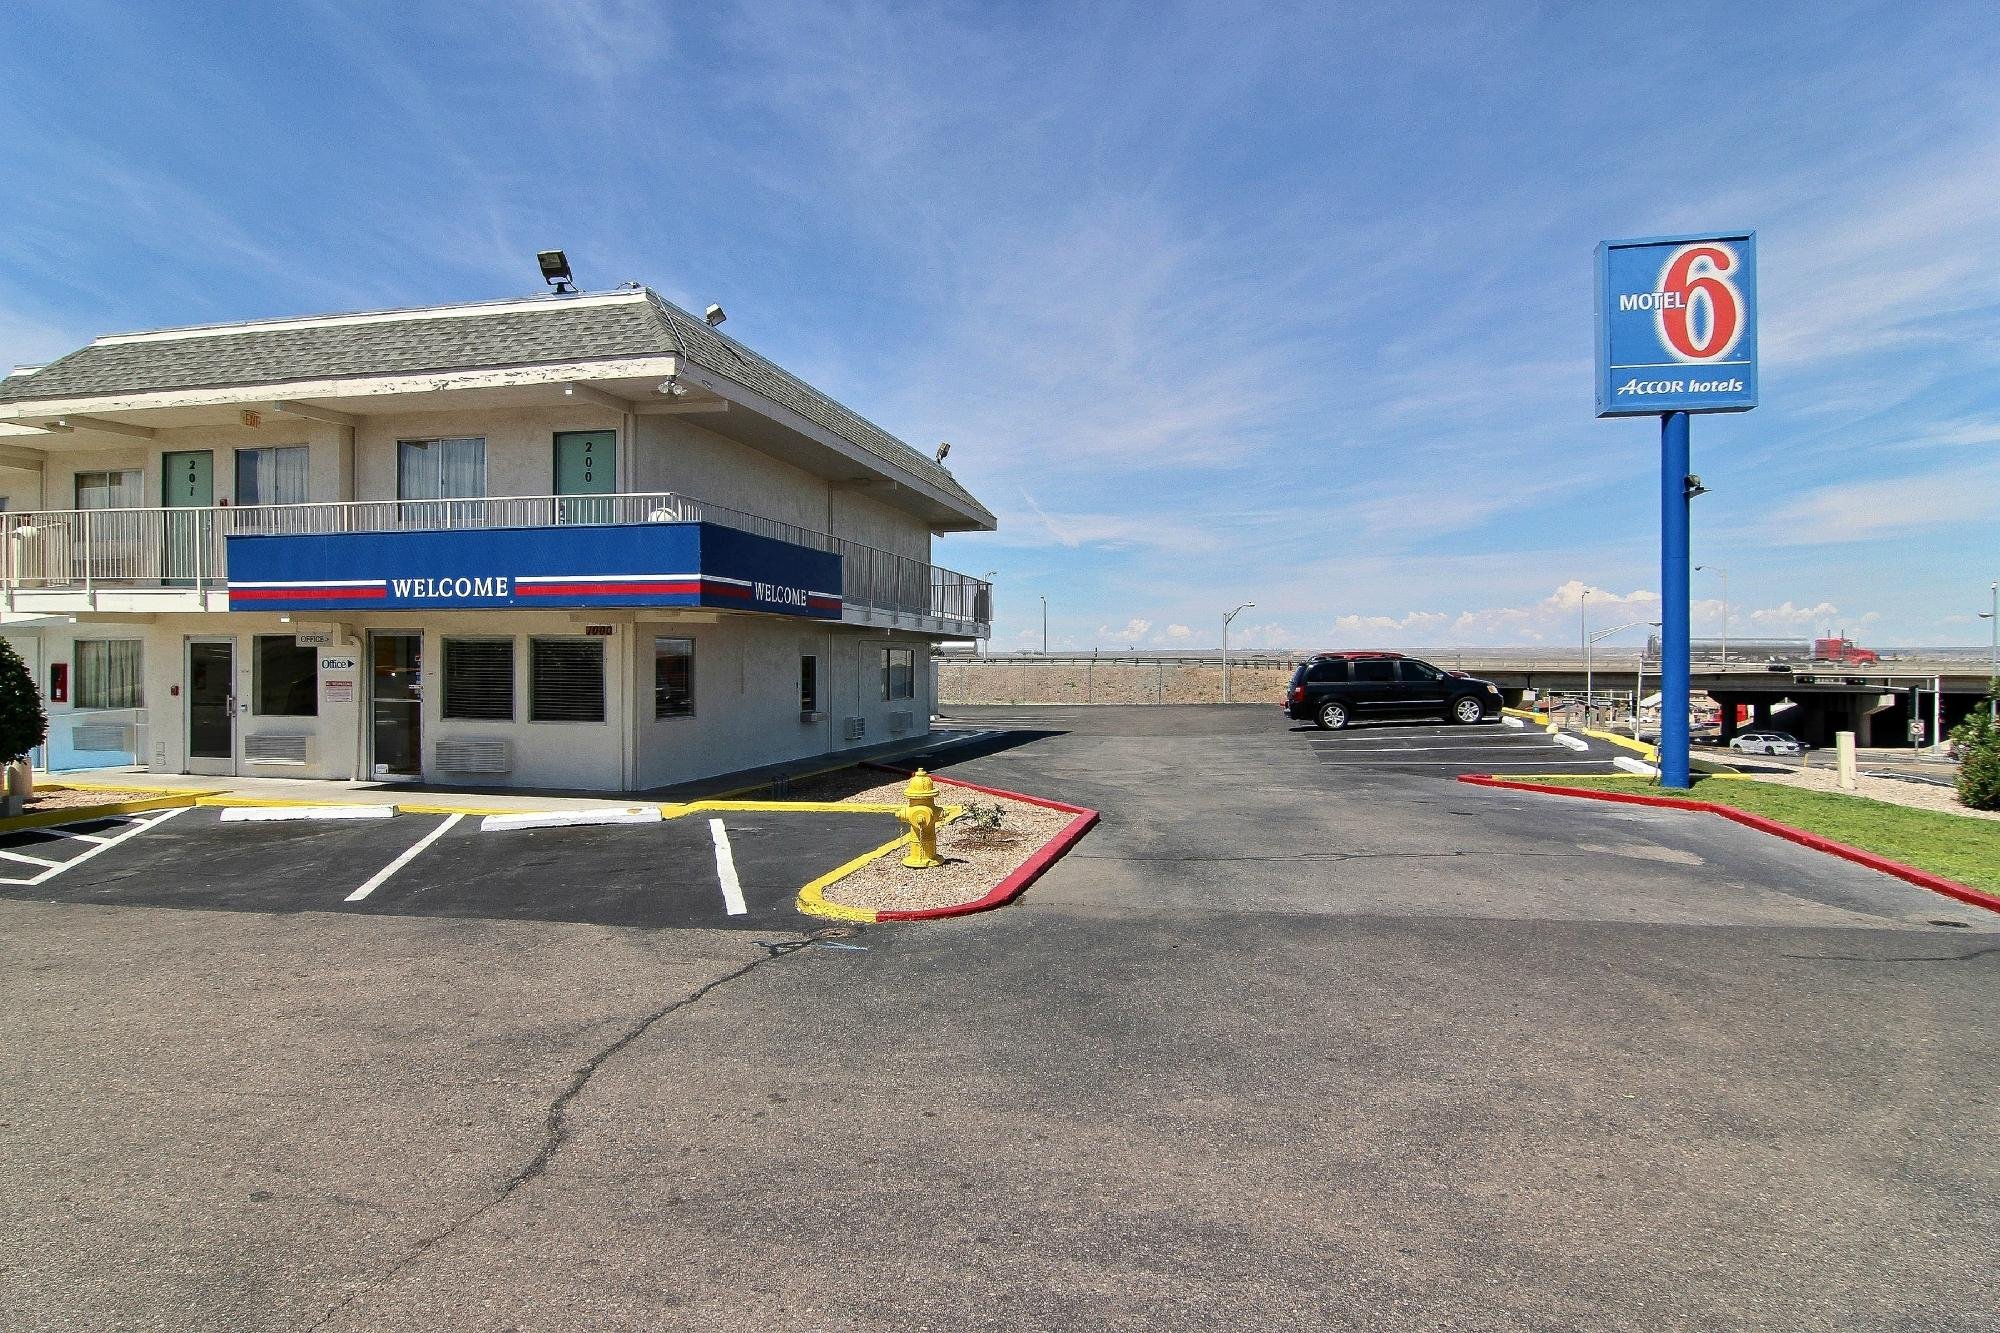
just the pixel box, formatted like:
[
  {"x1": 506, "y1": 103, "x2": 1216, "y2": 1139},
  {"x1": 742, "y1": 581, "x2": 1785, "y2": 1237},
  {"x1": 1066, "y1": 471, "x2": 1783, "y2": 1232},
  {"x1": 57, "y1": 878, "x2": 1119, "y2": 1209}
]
[{"x1": 0, "y1": 284, "x2": 995, "y2": 791}]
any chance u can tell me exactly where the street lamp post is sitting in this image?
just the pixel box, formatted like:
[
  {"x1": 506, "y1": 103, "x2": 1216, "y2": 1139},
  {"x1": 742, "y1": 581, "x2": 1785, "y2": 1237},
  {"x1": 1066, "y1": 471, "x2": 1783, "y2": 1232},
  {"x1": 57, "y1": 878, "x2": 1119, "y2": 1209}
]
[
  {"x1": 1040, "y1": 595, "x2": 1047, "y2": 654},
  {"x1": 1696, "y1": 564, "x2": 1728, "y2": 666},
  {"x1": 1590, "y1": 620, "x2": 1663, "y2": 737},
  {"x1": 1222, "y1": 601, "x2": 1256, "y2": 703},
  {"x1": 1581, "y1": 588, "x2": 1591, "y2": 725},
  {"x1": 1982, "y1": 581, "x2": 1998, "y2": 720}
]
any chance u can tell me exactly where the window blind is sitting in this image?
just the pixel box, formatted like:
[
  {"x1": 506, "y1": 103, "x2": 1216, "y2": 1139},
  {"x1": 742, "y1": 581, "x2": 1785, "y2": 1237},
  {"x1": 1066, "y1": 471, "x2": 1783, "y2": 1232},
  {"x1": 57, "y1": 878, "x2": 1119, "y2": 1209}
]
[
  {"x1": 530, "y1": 639, "x2": 605, "y2": 722},
  {"x1": 236, "y1": 447, "x2": 309, "y2": 505},
  {"x1": 444, "y1": 639, "x2": 515, "y2": 721}
]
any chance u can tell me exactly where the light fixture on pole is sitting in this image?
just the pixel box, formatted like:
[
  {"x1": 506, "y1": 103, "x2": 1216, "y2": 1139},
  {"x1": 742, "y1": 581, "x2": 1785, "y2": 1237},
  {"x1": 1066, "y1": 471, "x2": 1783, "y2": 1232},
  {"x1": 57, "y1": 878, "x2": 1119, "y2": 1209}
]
[
  {"x1": 1580, "y1": 587, "x2": 1591, "y2": 724},
  {"x1": 1590, "y1": 619, "x2": 1662, "y2": 737},
  {"x1": 1040, "y1": 595, "x2": 1048, "y2": 654},
  {"x1": 1696, "y1": 564, "x2": 1729, "y2": 666},
  {"x1": 1222, "y1": 602, "x2": 1256, "y2": 704},
  {"x1": 1982, "y1": 580, "x2": 1998, "y2": 720}
]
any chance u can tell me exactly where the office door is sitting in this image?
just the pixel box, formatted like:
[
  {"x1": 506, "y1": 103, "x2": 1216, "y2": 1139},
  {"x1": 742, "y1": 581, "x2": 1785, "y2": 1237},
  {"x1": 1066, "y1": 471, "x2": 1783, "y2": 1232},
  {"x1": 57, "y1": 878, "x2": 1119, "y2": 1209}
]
[
  {"x1": 186, "y1": 638, "x2": 235, "y2": 774},
  {"x1": 369, "y1": 632, "x2": 423, "y2": 778}
]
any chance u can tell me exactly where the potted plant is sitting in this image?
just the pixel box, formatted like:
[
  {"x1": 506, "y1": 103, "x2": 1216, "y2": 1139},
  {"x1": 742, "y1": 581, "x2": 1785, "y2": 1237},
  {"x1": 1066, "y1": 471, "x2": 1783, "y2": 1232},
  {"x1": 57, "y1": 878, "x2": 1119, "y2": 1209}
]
[{"x1": 0, "y1": 638, "x2": 48, "y2": 817}]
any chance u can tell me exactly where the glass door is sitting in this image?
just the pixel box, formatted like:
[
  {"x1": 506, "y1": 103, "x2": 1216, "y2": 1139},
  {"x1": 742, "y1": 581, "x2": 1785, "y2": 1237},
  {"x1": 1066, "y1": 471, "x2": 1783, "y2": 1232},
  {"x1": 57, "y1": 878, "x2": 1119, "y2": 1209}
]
[
  {"x1": 554, "y1": 430, "x2": 615, "y2": 524},
  {"x1": 162, "y1": 451, "x2": 214, "y2": 587},
  {"x1": 186, "y1": 639, "x2": 236, "y2": 775},
  {"x1": 369, "y1": 631, "x2": 423, "y2": 779}
]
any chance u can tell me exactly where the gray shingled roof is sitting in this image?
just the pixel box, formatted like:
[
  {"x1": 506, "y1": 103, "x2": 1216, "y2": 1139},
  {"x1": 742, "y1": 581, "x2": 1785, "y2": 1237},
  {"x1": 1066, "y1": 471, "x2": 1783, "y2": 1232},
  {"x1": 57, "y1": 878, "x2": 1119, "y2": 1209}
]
[{"x1": 0, "y1": 290, "x2": 988, "y2": 517}]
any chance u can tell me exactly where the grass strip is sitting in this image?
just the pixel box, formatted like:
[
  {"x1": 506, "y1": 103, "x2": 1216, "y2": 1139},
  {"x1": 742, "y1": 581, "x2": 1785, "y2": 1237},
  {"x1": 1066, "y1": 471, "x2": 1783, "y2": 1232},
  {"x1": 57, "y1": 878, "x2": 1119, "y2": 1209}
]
[{"x1": 1518, "y1": 775, "x2": 1999, "y2": 895}]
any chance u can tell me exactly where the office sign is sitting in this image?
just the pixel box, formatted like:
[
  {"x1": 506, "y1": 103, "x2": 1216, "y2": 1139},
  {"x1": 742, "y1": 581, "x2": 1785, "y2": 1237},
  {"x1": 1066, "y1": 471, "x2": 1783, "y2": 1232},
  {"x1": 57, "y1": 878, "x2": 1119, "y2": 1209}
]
[
  {"x1": 1595, "y1": 232, "x2": 1757, "y2": 416},
  {"x1": 225, "y1": 521, "x2": 843, "y2": 618}
]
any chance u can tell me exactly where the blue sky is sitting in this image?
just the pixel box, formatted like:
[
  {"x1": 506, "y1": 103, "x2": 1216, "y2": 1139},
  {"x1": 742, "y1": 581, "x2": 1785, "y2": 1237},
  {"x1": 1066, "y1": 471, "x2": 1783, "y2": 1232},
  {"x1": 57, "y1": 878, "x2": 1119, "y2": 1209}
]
[{"x1": 3, "y1": 1, "x2": 1996, "y2": 652}]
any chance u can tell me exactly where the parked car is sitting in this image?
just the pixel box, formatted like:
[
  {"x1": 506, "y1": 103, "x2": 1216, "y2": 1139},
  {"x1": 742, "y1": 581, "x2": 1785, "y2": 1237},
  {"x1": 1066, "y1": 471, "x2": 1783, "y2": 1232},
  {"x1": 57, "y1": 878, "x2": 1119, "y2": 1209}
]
[
  {"x1": 1284, "y1": 652, "x2": 1504, "y2": 729},
  {"x1": 1728, "y1": 729, "x2": 1804, "y2": 756}
]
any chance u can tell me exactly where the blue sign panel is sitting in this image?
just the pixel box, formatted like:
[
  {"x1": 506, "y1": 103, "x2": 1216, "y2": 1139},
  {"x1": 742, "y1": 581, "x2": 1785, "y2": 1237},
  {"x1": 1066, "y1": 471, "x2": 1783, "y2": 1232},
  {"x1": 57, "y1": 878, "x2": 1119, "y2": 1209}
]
[
  {"x1": 226, "y1": 521, "x2": 843, "y2": 617},
  {"x1": 1595, "y1": 232, "x2": 1757, "y2": 416}
]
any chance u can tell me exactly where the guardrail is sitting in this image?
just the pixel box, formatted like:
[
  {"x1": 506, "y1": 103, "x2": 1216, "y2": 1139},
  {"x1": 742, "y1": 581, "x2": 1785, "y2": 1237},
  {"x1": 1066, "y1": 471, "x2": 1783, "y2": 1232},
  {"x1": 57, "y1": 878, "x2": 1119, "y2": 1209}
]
[{"x1": 0, "y1": 491, "x2": 992, "y2": 634}]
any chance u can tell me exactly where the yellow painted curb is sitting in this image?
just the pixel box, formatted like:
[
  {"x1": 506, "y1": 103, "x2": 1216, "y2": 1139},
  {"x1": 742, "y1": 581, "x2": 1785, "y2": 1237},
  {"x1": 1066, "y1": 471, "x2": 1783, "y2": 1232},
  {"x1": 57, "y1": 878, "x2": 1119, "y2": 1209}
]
[
  {"x1": 1503, "y1": 707, "x2": 1553, "y2": 725},
  {"x1": 0, "y1": 791, "x2": 206, "y2": 834},
  {"x1": 1581, "y1": 727, "x2": 1660, "y2": 760},
  {"x1": 794, "y1": 807, "x2": 968, "y2": 921},
  {"x1": 682, "y1": 799, "x2": 904, "y2": 816},
  {"x1": 35, "y1": 779, "x2": 200, "y2": 796},
  {"x1": 797, "y1": 835, "x2": 904, "y2": 922}
]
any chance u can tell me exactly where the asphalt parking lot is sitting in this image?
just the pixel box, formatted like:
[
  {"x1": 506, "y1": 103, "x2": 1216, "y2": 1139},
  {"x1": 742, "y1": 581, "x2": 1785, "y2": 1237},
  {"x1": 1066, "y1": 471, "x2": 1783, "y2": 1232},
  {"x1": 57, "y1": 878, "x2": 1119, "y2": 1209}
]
[
  {"x1": 4, "y1": 705, "x2": 1996, "y2": 1331},
  {"x1": 0, "y1": 804, "x2": 900, "y2": 930}
]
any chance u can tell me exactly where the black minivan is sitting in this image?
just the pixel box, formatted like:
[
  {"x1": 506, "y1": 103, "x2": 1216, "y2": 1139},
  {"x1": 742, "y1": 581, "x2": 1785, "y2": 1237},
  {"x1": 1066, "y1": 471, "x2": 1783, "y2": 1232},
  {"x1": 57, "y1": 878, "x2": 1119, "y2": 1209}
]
[{"x1": 1284, "y1": 652, "x2": 1503, "y2": 730}]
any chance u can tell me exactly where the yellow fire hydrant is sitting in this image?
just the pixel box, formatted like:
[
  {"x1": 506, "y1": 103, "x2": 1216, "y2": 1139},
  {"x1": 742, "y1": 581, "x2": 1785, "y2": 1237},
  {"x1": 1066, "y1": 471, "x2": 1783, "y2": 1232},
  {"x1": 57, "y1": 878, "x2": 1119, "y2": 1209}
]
[{"x1": 897, "y1": 768, "x2": 945, "y2": 869}]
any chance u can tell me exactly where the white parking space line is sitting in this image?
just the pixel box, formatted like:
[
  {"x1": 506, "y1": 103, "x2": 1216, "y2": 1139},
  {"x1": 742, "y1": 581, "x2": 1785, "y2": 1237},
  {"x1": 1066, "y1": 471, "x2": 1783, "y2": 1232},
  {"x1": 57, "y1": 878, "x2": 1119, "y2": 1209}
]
[
  {"x1": 0, "y1": 806, "x2": 190, "y2": 887},
  {"x1": 345, "y1": 814, "x2": 464, "y2": 903},
  {"x1": 220, "y1": 805, "x2": 398, "y2": 823},
  {"x1": 0, "y1": 848, "x2": 62, "y2": 868},
  {"x1": 709, "y1": 818, "x2": 747, "y2": 916},
  {"x1": 46, "y1": 829, "x2": 115, "y2": 844},
  {"x1": 1317, "y1": 742, "x2": 1561, "y2": 752},
  {"x1": 1316, "y1": 758, "x2": 1615, "y2": 767}
]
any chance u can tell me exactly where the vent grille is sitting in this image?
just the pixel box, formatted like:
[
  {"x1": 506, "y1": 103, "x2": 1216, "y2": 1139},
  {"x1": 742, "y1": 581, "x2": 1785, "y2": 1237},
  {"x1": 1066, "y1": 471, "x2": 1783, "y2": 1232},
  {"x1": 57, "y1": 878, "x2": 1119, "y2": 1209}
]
[
  {"x1": 436, "y1": 737, "x2": 514, "y2": 774},
  {"x1": 842, "y1": 716, "x2": 867, "y2": 741},
  {"x1": 245, "y1": 734, "x2": 311, "y2": 765},
  {"x1": 888, "y1": 710, "x2": 914, "y2": 735},
  {"x1": 71, "y1": 722, "x2": 131, "y2": 752}
]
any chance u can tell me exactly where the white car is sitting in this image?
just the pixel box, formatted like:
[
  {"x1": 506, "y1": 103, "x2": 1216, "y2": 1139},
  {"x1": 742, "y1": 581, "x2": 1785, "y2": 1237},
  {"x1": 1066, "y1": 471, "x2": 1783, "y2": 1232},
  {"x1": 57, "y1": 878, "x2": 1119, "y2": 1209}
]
[{"x1": 1729, "y1": 729, "x2": 1803, "y2": 756}]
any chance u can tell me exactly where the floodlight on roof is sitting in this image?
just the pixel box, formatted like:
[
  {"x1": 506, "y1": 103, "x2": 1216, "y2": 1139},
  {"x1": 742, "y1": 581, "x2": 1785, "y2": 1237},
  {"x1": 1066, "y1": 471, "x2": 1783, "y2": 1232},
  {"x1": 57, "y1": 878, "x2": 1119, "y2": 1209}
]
[
  {"x1": 704, "y1": 303, "x2": 726, "y2": 327},
  {"x1": 537, "y1": 250, "x2": 576, "y2": 294}
]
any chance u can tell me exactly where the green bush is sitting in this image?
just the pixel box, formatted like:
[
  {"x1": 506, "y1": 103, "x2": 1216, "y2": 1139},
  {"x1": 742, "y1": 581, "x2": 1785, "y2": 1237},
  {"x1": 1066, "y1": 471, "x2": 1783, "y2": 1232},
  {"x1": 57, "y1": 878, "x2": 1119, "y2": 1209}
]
[
  {"x1": 1950, "y1": 690, "x2": 2000, "y2": 811},
  {"x1": 0, "y1": 636, "x2": 46, "y2": 764}
]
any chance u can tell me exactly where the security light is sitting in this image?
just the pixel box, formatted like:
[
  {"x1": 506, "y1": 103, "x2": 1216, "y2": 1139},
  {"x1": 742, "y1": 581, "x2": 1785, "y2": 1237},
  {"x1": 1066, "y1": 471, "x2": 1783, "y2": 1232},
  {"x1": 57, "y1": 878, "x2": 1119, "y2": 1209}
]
[
  {"x1": 935, "y1": 442, "x2": 951, "y2": 463},
  {"x1": 704, "y1": 304, "x2": 727, "y2": 327},
  {"x1": 657, "y1": 377, "x2": 688, "y2": 397},
  {"x1": 1684, "y1": 473, "x2": 1709, "y2": 499},
  {"x1": 537, "y1": 250, "x2": 576, "y2": 294}
]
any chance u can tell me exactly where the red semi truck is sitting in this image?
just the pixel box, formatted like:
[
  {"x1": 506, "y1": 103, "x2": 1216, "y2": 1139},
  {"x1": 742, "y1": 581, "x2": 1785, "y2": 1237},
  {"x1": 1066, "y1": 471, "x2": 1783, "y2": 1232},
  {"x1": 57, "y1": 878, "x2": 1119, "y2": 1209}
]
[{"x1": 1812, "y1": 637, "x2": 1879, "y2": 666}]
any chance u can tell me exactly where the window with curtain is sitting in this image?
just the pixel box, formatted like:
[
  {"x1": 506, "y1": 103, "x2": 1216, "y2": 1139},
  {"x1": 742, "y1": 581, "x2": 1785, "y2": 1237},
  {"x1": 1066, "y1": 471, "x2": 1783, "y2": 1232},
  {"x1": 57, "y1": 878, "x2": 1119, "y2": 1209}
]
[
  {"x1": 654, "y1": 637, "x2": 694, "y2": 718},
  {"x1": 530, "y1": 638, "x2": 605, "y2": 722},
  {"x1": 253, "y1": 636, "x2": 318, "y2": 716},
  {"x1": 75, "y1": 639, "x2": 143, "y2": 709},
  {"x1": 444, "y1": 638, "x2": 515, "y2": 720},
  {"x1": 74, "y1": 470, "x2": 143, "y2": 509},
  {"x1": 235, "y1": 446, "x2": 310, "y2": 506},
  {"x1": 397, "y1": 438, "x2": 486, "y2": 499},
  {"x1": 882, "y1": 647, "x2": 914, "y2": 701}
]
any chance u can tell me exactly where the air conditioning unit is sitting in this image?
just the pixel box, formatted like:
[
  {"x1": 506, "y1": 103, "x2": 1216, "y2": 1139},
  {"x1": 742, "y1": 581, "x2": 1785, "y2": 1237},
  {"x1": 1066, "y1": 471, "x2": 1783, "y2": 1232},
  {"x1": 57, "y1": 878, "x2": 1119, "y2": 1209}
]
[
  {"x1": 842, "y1": 716, "x2": 866, "y2": 741},
  {"x1": 436, "y1": 737, "x2": 514, "y2": 774},
  {"x1": 245, "y1": 734, "x2": 312, "y2": 765},
  {"x1": 71, "y1": 722, "x2": 133, "y2": 752},
  {"x1": 888, "y1": 710, "x2": 914, "y2": 735}
]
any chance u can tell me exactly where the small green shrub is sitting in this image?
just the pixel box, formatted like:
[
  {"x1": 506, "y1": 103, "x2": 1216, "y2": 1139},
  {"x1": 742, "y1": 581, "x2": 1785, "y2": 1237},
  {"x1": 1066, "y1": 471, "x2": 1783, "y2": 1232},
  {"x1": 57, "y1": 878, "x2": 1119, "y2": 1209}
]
[
  {"x1": 1950, "y1": 692, "x2": 2000, "y2": 811},
  {"x1": 959, "y1": 799, "x2": 1006, "y2": 831}
]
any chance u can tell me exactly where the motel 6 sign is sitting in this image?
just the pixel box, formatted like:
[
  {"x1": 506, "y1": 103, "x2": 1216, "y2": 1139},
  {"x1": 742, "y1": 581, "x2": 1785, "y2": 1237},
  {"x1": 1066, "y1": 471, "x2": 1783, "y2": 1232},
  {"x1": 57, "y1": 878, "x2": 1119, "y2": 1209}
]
[{"x1": 1595, "y1": 232, "x2": 1757, "y2": 416}]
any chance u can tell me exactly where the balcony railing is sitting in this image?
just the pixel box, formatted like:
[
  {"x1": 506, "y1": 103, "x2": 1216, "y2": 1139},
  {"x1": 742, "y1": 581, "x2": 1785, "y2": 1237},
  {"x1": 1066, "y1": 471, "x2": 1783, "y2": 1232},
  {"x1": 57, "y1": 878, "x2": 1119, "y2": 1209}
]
[{"x1": 0, "y1": 491, "x2": 992, "y2": 634}]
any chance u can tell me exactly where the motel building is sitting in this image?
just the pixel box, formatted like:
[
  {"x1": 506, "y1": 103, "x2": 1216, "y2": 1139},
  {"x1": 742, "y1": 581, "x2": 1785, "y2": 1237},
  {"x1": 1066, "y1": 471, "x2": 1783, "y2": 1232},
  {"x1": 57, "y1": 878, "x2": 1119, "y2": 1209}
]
[{"x1": 0, "y1": 276, "x2": 995, "y2": 791}]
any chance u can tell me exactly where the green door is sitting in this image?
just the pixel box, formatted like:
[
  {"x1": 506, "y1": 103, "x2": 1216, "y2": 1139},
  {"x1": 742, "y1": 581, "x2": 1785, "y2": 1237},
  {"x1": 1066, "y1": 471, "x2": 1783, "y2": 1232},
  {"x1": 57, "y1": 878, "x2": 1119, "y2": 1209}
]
[
  {"x1": 554, "y1": 430, "x2": 615, "y2": 524},
  {"x1": 161, "y1": 450, "x2": 214, "y2": 586}
]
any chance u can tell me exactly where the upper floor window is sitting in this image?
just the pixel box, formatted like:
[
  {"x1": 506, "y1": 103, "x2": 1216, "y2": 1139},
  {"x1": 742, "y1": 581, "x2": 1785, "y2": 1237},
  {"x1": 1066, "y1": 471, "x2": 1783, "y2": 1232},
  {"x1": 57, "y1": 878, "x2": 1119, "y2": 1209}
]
[
  {"x1": 75, "y1": 470, "x2": 142, "y2": 510},
  {"x1": 236, "y1": 446, "x2": 309, "y2": 506},
  {"x1": 397, "y1": 437, "x2": 485, "y2": 500}
]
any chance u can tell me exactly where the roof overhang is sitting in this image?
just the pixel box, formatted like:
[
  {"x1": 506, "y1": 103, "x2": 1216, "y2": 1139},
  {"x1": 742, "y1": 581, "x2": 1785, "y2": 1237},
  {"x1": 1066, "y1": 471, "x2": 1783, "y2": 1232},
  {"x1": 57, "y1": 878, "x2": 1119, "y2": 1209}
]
[{"x1": 0, "y1": 354, "x2": 994, "y2": 531}]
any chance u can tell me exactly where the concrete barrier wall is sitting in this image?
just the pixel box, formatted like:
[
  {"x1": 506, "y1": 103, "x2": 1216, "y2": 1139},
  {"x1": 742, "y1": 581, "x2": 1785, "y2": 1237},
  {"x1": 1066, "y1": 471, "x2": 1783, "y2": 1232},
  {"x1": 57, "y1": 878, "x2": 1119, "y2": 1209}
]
[{"x1": 940, "y1": 661, "x2": 1295, "y2": 706}]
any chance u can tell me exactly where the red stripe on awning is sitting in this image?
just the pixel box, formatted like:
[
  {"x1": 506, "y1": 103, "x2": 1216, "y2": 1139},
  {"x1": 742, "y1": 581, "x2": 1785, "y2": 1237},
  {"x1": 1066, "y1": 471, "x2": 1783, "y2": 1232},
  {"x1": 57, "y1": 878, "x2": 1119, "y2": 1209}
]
[{"x1": 229, "y1": 585, "x2": 386, "y2": 600}]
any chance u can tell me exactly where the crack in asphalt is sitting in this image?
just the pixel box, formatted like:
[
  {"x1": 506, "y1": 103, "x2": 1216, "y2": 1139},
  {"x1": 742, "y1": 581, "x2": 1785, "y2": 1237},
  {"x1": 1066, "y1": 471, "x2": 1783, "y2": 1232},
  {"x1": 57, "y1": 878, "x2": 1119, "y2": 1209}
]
[
  {"x1": 1783, "y1": 945, "x2": 2000, "y2": 964},
  {"x1": 304, "y1": 932, "x2": 827, "y2": 1332}
]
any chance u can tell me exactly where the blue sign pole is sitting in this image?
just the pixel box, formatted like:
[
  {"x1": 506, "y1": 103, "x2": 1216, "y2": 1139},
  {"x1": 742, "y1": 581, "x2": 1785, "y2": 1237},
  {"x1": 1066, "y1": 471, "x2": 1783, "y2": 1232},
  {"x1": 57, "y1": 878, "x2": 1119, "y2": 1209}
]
[{"x1": 1659, "y1": 411, "x2": 1692, "y2": 788}]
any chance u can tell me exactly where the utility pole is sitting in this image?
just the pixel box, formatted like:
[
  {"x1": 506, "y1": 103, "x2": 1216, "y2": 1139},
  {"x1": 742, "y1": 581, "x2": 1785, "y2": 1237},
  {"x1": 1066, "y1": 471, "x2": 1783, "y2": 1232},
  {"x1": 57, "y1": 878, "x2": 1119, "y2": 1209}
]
[
  {"x1": 1222, "y1": 601, "x2": 1255, "y2": 703},
  {"x1": 1040, "y1": 595, "x2": 1047, "y2": 654}
]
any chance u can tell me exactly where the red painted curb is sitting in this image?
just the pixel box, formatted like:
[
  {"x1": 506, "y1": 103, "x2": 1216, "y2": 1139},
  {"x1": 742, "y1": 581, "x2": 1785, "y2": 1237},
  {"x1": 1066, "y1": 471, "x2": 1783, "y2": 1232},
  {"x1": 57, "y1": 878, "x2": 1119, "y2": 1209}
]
[
  {"x1": 1459, "y1": 774, "x2": 2000, "y2": 916},
  {"x1": 863, "y1": 762, "x2": 1100, "y2": 920}
]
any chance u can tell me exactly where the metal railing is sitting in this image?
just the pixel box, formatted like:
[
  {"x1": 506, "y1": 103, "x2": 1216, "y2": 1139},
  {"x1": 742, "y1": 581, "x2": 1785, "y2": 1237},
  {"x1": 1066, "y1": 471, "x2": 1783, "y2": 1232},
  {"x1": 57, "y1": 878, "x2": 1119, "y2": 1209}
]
[{"x1": 0, "y1": 492, "x2": 992, "y2": 633}]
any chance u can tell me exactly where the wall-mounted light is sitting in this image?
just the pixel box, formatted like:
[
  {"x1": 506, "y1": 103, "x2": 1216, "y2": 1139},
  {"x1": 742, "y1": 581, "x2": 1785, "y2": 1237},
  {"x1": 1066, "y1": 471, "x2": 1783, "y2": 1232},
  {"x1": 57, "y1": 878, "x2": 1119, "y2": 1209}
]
[{"x1": 657, "y1": 377, "x2": 688, "y2": 398}]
